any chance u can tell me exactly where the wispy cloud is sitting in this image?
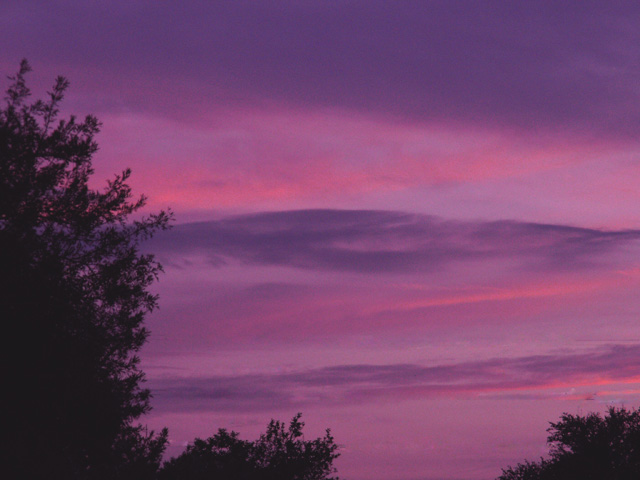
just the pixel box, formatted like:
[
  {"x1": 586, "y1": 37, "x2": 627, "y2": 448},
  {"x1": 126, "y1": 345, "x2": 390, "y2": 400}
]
[
  {"x1": 150, "y1": 344, "x2": 640, "y2": 413},
  {"x1": 148, "y1": 210, "x2": 640, "y2": 274}
]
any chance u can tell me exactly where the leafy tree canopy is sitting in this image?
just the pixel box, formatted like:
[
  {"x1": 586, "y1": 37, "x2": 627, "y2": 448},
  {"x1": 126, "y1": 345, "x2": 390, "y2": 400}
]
[
  {"x1": 1, "y1": 60, "x2": 170, "y2": 479},
  {"x1": 498, "y1": 406, "x2": 640, "y2": 480},
  {"x1": 159, "y1": 413, "x2": 341, "y2": 480}
]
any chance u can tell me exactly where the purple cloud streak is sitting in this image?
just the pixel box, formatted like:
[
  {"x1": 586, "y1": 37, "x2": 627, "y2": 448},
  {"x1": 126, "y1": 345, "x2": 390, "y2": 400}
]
[
  {"x1": 149, "y1": 344, "x2": 640, "y2": 413},
  {"x1": 147, "y1": 209, "x2": 640, "y2": 273}
]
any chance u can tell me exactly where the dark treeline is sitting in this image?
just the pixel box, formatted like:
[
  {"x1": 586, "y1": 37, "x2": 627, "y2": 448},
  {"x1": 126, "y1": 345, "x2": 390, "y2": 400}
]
[
  {"x1": 2, "y1": 62, "x2": 638, "y2": 480},
  {"x1": 1, "y1": 61, "x2": 339, "y2": 480}
]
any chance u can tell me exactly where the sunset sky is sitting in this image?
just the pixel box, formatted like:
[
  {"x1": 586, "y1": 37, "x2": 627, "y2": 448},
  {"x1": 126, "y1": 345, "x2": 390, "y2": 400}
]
[{"x1": 2, "y1": 2, "x2": 640, "y2": 479}]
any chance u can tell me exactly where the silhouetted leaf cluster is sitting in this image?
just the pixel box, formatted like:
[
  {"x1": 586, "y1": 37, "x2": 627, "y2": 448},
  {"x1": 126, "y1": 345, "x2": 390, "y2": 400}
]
[
  {"x1": 159, "y1": 414, "x2": 340, "y2": 480},
  {"x1": 498, "y1": 406, "x2": 640, "y2": 480}
]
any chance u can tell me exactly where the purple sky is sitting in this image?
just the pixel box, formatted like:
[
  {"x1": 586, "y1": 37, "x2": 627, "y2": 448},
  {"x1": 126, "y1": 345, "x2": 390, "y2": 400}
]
[{"x1": 3, "y1": 2, "x2": 640, "y2": 479}]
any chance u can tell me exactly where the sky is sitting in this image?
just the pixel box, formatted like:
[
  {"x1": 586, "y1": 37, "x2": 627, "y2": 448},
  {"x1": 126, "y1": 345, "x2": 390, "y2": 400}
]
[{"x1": 2, "y1": 1, "x2": 640, "y2": 479}]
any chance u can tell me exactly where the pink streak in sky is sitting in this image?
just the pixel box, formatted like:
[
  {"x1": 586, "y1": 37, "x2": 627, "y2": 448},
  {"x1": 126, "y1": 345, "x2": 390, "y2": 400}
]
[{"x1": 91, "y1": 108, "x2": 639, "y2": 229}]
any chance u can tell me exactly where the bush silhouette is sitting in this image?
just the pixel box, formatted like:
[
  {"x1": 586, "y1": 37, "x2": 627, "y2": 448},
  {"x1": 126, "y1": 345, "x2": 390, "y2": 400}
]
[
  {"x1": 159, "y1": 414, "x2": 340, "y2": 480},
  {"x1": 498, "y1": 406, "x2": 640, "y2": 480}
]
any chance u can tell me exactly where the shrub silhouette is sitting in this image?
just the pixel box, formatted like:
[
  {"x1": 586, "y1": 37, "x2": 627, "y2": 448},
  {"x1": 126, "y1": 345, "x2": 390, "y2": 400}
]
[
  {"x1": 159, "y1": 413, "x2": 340, "y2": 480},
  {"x1": 498, "y1": 406, "x2": 640, "y2": 480}
]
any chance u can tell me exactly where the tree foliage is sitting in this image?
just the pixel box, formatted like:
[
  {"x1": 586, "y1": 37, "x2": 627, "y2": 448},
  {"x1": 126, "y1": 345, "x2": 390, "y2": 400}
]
[
  {"x1": 1, "y1": 60, "x2": 170, "y2": 478},
  {"x1": 159, "y1": 414, "x2": 341, "y2": 480},
  {"x1": 498, "y1": 406, "x2": 640, "y2": 480}
]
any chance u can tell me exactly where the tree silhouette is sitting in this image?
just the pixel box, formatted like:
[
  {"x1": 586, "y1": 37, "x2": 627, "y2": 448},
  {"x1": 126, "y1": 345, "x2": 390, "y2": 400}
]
[
  {"x1": 159, "y1": 414, "x2": 341, "y2": 480},
  {"x1": 1, "y1": 60, "x2": 170, "y2": 478},
  {"x1": 498, "y1": 406, "x2": 640, "y2": 480}
]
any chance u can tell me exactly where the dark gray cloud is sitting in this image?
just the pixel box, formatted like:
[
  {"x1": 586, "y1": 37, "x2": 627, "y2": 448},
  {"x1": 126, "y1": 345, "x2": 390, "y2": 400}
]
[
  {"x1": 2, "y1": 1, "x2": 639, "y2": 139},
  {"x1": 149, "y1": 344, "x2": 640, "y2": 413},
  {"x1": 146, "y1": 209, "x2": 640, "y2": 273}
]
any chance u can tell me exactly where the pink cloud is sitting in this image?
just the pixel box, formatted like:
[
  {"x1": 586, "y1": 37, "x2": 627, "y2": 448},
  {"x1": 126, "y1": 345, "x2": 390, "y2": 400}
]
[{"x1": 89, "y1": 108, "x2": 638, "y2": 218}]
